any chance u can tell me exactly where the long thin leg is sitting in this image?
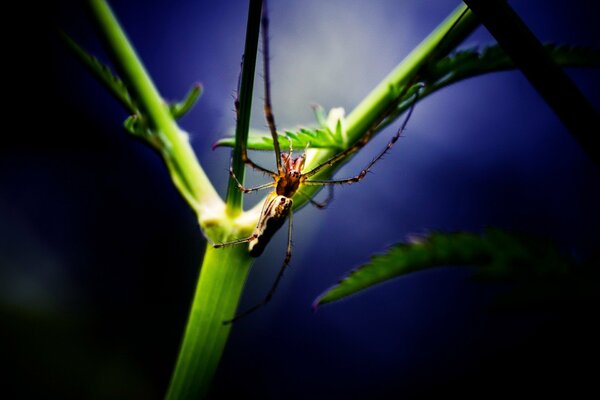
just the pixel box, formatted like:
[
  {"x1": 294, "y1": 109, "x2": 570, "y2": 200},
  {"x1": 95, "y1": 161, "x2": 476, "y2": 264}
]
[
  {"x1": 304, "y1": 89, "x2": 420, "y2": 185},
  {"x1": 234, "y1": 124, "x2": 277, "y2": 177},
  {"x1": 302, "y1": 128, "x2": 376, "y2": 179},
  {"x1": 229, "y1": 163, "x2": 275, "y2": 193},
  {"x1": 296, "y1": 186, "x2": 334, "y2": 209},
  {"x1": 303, "y1": 88, "x2": 420, "y2": 180},
  {"x1": 213, "y1": 233, "x2": 258, "y2": 249},
  {"x1": 224, "y1": 209, "x2": 293, "y2": 324},
  {"x1": 261, "y1": 0, "x2": 282, "y2": 173},
  {"x1": 240, "y1": 151, "x2": 277, "y2": 176}
]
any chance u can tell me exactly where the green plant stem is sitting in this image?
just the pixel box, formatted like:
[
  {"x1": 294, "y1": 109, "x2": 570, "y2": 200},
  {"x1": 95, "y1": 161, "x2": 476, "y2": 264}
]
[
  {"x1": 167, "y1": 2, "x2": 262, "y2": 398},
  {"x1": 165, "y1": 244, "x2": 253, "y2": 400},
  {"x1": 463, "y1": 0, "x2": 600, "y2": 167},
  {"x1": 252, "y1": 2, "x2": 480, "y2": 214},
  {"x1": 344, "y1": 3, "x2": 478, "y2": 144},
  {"x1": 89, "y1": 0, "x2": 220, "y2": 210},
  {"x1": 86, "y1": 2, "x2": 252, "y2": 398}
]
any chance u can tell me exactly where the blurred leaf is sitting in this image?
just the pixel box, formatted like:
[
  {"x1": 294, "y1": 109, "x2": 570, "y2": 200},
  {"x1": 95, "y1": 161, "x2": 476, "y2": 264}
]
[
  {"x1": 379, "y1": 44, "x2": 600, "y2": 135},
  {"x1": 124, "y1": 113, "x2": 142, "y2": 134},
  {"x1": 61, "y1": 31, "x2": 136, "y2": 113},
  {"x1": 314, "y1": 229, "x2": 571, "y2": 308},
  {"x1": 123, "y1": 84, "x2": 201, "y2": 148},
  {"x1": 63, "y1": 32, "x2": 201, "y2": 149},
  {"x1": 169, "y1": 83, "x2": 203, "y2": 119},
  {"x1": 312, "y1": 104, "x2": 328, "y2": 129},
  {"x1": 123, "y1": 114, "x2": 169, "y2": 151},
  {"x1": 427, "y1": 44, "x2": 600, "y2": 89}
]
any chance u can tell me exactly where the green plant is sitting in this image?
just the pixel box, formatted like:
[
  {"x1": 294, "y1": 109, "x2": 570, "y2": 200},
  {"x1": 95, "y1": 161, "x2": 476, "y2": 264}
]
[{"x1": 64, "y1": 0, "x2": 599, "y2": 398}]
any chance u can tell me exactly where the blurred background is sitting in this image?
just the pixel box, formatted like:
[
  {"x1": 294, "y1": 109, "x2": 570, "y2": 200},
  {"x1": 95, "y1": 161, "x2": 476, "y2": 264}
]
[{"x1": 2, "y1": 0, "x2": 599, "y2": 398}]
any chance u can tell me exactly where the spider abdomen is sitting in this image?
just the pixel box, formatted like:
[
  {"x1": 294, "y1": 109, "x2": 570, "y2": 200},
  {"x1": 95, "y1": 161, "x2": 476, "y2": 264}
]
[{"x1": 248, "y1": 193, "x2": 293, "y2": 257}]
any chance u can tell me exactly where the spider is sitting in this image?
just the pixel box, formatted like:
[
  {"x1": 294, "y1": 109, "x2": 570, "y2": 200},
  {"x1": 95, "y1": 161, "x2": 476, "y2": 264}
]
[{"x1": 214, "y1": 1, "x2": 420, "y2": 323}]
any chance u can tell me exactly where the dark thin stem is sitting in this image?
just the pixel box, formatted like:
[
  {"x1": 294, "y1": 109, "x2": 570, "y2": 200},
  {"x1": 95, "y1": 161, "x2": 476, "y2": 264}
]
[
  {"x1": 226, "y1": 0, "x2": 264, "y2": 215},
  {"x1": 463, "y1": 0, "x2": 600, "y2": 167}
]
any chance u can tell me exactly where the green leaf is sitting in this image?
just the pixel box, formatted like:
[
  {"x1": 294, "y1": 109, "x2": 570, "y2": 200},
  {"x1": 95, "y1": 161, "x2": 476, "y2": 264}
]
[
  {"x1": 123, "y1": 113, "x2": 144, "y2": 135},
  {"x1": 313, "y1": 229, "x2": 570, "y2": 308},
  {"x1": 170, "y1": 83, "x2": 203, "y2": 119},
  {"x1": 376, "y1": 44, "x2": 600, "y2": 135},
  {"x1": 61, "y1": 31, "x2": 136, "y2": 113},
  {"x1": 212, "y1": 127, "x2": 344, "y2": 151},
  {"x1": 63, "y1": 32, "x2": 202, "y2": 148},
  {"x1": 427, "y1": 44, "x2": 600, "y2": 90},
  {"x1": 123, "y1": 84, "x2": 202, "y2": 146}
]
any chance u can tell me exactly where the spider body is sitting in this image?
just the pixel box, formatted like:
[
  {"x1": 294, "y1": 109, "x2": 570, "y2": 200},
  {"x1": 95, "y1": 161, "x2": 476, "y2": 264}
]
[
  {"x1": 214, "y1": 0, "x2": 420, "y2": 323},
  {"x1": 276, "y1": 153, "x2": 306, "y2": 197},
  {"x1": 248, "y1": 192, "x2": 292, "y2": 257},
  {"x1": 248, "y1": 153, "x2": 305, "y2": 256}
]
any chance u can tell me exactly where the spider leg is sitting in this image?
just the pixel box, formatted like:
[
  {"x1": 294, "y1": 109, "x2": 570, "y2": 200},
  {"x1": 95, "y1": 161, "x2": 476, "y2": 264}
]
[
  {"x1": 233, "y1": 51, "x2": 276, "y2": 177},
  {"x1": 240, "y1": 151, "x2": 277, "y2": 176},
  {"x1": 229, "y1": 162, "x2": 275, "y2": 193},
  {"x1": 304, "y1": 88, "x2": 420, "y2": 185},
  {"x1": 213, "y1": 233, "x2": 258, "y2": 249},
  {"x1": 301, "y1": 128, "x2": 375, "y2": 180},
  {"x1": 261, "y1": 0, "x2": 282, "y2": 172},
  {"x1": 296, "y1": 186, "x2": 334, "y2": 209},
  {"x1": 224, "y1": 209, "x2": 293, "y2": 324}
]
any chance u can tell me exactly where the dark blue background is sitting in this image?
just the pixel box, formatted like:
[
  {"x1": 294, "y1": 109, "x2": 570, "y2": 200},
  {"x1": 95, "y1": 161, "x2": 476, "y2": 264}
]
[{"x1": 2, "y1": 0, "x2": 599, "y2": 398}]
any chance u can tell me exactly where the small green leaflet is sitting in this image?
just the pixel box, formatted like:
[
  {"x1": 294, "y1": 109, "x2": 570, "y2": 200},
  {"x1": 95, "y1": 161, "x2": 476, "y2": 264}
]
[
  {"x1": 124, "y1": 83, "x2": 203, "y2": 137},
  {"x1": 426, "y1": 43, "x2": 600, "y2": 90},
  {"x1": 61, "y1": 31, "x2": 136, "y2": 113},
  {"x1": 212, "y1": 127, "x2": 345, "y2": 151},
  {"x1": 62, "y1": 32, "x2": 202, "y2": 137},
  {"x1": 313, "y1": 229, "x2": 570, "y2": 309},
  {"x1": 169, "y1": 83, "x2": 203, "y2": 119}
]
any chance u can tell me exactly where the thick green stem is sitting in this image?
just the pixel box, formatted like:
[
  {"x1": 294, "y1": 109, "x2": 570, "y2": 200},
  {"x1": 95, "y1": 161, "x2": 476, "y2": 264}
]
[
  {"x1": 163, "y1": 2, "x2": 263, "y2": 396},
  {"x1": 89, "y1": 0, "x2": 221, "y2": 210},
  {"x1": 165, "y1": 244, "x2": 253, "y2": 400},
  {"x1": 86, "y1": 2, "x2": 251, "y2": 398}
]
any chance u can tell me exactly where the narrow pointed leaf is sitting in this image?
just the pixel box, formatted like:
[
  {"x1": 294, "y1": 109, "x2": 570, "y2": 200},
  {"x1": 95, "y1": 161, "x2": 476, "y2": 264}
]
[
  {"x1": 427, "y1": 44, "x2": 600, "y2": 90},
  {"x1": 314, "y1": 229, "x2": 569, "y2": 308},
  {"x1": 61, "y1": 31, "x2": 136, "y2": 113},
  {"x1": 379, "y1": 44, "x2": 600, "y2": 133}
]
